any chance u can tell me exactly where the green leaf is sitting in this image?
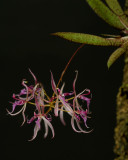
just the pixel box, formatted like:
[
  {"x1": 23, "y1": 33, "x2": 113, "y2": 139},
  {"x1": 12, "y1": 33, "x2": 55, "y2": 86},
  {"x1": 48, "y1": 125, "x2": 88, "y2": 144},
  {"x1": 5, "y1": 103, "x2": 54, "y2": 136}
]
[
  {"x1": 124, "y1": 0, "x2": 128, "y2": 16},
  {"x1": 105, "y1": 0, "x2": 124, "y2": 15},
  {"x1": 86, "y1": 0, "x2": 124, "y2": 29},
  {"x1": 105, "y1": 0, "x2": 128, "y2": 28},
  {"x1": 107, "y1": 42, "x2": 128, "y2": 68},
  {"x1": 52, "y1": 32, "x2": 125, "y2": 46}
]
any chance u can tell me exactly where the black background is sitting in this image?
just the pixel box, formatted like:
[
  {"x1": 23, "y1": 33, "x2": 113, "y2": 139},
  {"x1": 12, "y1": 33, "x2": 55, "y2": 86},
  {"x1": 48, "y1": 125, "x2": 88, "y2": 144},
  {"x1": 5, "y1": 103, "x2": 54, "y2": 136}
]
[{"x1": 0, "y1": 0, "x2": 125, "y2": 160}]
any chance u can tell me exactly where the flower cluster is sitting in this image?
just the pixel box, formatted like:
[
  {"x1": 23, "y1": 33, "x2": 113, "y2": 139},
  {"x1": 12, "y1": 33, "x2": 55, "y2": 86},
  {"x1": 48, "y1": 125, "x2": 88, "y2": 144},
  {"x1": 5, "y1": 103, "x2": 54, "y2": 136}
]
[{"x1": 7, "y1": 69, "x2": 92, "y2": 140}]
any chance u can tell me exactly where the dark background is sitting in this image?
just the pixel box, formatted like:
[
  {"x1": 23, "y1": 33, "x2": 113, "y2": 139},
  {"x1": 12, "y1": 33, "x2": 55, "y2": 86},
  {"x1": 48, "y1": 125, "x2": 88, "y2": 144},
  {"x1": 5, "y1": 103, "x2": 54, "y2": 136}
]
[{"x1": 0, "y1": 0, "x2": 125, "y2": 160}]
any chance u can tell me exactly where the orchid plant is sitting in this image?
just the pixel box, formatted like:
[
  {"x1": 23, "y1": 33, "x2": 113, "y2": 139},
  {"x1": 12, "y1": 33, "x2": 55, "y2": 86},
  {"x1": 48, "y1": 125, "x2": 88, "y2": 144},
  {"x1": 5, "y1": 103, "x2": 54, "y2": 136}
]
[
  {"x1": 7, "y1": 68, "x2": 92, "y2": 141},
  {"x1": 7, "y1": 0, "x2": 128, "y2": 159},
  {"x1": 52, "y1": 0, "x2": 128, "y2": 160}
]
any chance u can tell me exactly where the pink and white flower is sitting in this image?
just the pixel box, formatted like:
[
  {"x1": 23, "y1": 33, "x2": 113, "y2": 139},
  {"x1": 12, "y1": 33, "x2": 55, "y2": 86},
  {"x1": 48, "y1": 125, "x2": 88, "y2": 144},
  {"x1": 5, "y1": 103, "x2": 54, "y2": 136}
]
[{"x1": 7, "y1": 69, "x2": 92, "y2": 140}]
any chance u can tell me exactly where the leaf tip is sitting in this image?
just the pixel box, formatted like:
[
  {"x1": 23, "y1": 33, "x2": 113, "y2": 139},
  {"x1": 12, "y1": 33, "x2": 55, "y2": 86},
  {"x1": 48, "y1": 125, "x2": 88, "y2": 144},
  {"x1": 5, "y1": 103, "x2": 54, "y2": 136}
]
[
  {"x1": 51, "y1": 32, "x2": 62, "y2": 36},
  {"x1": 107, "y1": 61, "x2": 111, "y2": 69}
]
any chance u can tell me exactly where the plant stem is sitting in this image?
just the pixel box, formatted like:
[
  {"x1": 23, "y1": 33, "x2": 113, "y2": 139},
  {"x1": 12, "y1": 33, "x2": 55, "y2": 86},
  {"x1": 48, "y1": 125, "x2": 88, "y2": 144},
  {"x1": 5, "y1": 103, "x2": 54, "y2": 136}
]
[
  {"x1": 114, "y1": 49, "x2": 128, "y2": 160},
  {"x1": 56, "y1": 43, "x2": 85, "y2": 89}
]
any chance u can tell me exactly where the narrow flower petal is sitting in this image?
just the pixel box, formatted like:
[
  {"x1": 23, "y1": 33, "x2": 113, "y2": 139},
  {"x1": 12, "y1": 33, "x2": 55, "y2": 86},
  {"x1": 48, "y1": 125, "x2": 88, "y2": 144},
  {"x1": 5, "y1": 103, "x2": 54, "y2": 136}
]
[
  {"x1": 59, "y1": 83, "x2": 65, "y2": 94},
  {"x1": 42, "y1": 116, "x2": 55, "y2": 138},
  {"x1": 21, "y1": 103, "x2": 27, "y2": 126},
  {"x1": 76, "y1": 118, "x2": 92, "y2": 133},
  {"x1": 50, "y1": 71, "x2": 57, "y2": 94},
  {"x1": 29, "y1": 68, "x2": 38, "y2": 84},
  {"x1": 54, "y1": 98, "x2": 59, "y2": 117},
  {"x1": 6, "y1": 105, "x2": 24, "y2": 116},
  {"x1": 27, "y1": 117, "x2": 36, "y2": 124},
  {"x1": 71, "y1": 116, "x2": 82, "y2": 133},
  {"x1": 29, "y1": 118, "x2": 41, "y2": 141},
  {"x1": 11, "y1": 100, "x2": 25, "y2": 113},
  {"x1": 19, "y1": 88, "x2": 27, "y2": 96},
  {"x1": 78, "y1": 95, "x2": 91, "y2": 112},
  {"x1": 63, "y1": 92, "x2": 74, "y2": 97},
  {"x1": 73, "y1": 71, "x2": 78, "y2": 94},
  {"x1": 60, "y1": 106, "x2": 66, "y2": 126},
  {"x1": 35, "y1": 93, "x2": 41, "y2": 112},
  {"x1": 44, "y1": 121, "x2": 48, "y2": 138},
  {"x1": 59, "y1": 95, "x2": 74, "y2": 116}
]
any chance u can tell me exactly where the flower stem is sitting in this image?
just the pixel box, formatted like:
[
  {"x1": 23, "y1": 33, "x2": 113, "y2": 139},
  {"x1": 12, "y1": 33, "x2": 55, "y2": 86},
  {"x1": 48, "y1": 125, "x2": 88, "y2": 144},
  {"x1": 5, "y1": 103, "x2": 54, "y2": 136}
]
[{"x1": 56, "y1": 43, "x2": 85, "y2": 89}]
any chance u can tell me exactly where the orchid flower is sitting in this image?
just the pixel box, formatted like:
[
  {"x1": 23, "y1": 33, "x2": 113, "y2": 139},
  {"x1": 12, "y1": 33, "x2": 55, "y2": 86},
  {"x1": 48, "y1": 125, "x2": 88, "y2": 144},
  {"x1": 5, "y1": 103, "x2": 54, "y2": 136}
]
[
  {"x1": 72, "y1": 71, "x2": 92, "y2": 128},
  {"x1": 27, "y1": 112, "x2": 54, "y2": 141},
  {"x1": 7, "y1": 70, "x2": 41, "y2": 125},
  {"x1": 7, "y1": 69, "x2": 92, "y2": 140}
]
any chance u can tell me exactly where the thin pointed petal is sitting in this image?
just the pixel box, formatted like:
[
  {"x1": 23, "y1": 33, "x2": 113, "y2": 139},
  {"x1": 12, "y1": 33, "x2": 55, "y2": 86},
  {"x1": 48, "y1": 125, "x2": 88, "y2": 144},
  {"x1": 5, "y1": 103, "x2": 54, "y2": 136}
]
[
  {"x1": 73, "y1": 71, "x2": 78, "y2": 94},
  {"x1": 60, "y1": 106, "x2": 66, "y2": 126},
  {"x1": 29, "y1": 68, "x2": 38, "y2": 84},
  {"x1": 59, "y1": 95, "x2": 74, "y2": 116},
  {"x1": 63, "y1": 92, "x2": 74, "y2": 97},
  {"x1": 71, "y1": 116, "x2": 82, "y2": 133},
  {"x1": 6, "y1": 106, "x2": 24, "y2": 116},
  {"x1": 54, "y1": 98, "x2": 59, "y2": 117},
  {"x1": 78, "y1": 94, "x2": 91, "y2": 112},
  {"x1": 21, "y1": 103, "x2": 27, "y2": 126},
  {"x1": 76, "y1": 119, "x2": 92, "y2": 133},
  {"x1": 44, "y1": 121, "x2": 48, "y2": 138},
  {"x1": 50, "y1": 71, "x2": 57, "y2": 94},
  {"x1": 42, "y1": 117, "x2": 55, "y2": 138},
  {"x1": 22, "y1": 80, "x2": 29, "y2": 98},
  {"x1": 60, "y1": 83, "x2": 65, "y2": 94},
  {"x1": 29, "y1": 118, "x2": 41, "y2": 141}
]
